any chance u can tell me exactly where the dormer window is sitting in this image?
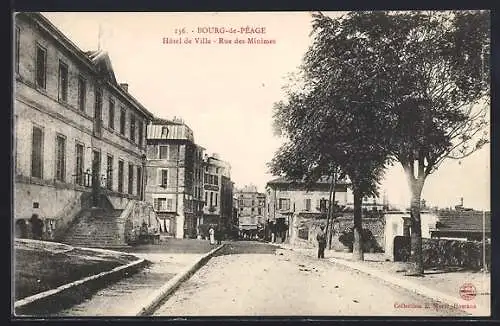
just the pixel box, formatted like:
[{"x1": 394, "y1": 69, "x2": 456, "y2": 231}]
[{"x1": 161, "y1": 126, "x2": 169, "y2": 138}]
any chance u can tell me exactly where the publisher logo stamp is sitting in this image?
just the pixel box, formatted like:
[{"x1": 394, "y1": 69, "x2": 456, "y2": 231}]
[{"x1": 459, "y1": 283, "x2": 476, "y2": 301}]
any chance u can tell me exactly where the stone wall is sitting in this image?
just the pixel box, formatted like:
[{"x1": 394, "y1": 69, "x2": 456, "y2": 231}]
[{"x1": 290, "y1": 213, "x2": 386, "y2": 252}]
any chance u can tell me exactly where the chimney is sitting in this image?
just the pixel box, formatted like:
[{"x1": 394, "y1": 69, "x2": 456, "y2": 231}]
[{"x1": 120, "y1": 83, "x2": 129, "y2": 92}]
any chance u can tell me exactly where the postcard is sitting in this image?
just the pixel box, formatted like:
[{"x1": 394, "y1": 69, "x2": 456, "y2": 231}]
[{"x1": 12, "y1": 11, "x2": 491, "y2": 318}]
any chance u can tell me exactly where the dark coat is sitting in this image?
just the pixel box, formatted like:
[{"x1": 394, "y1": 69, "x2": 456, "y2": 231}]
[{"x1": 316, "y1": 229, "x2": 327, "y2": 244}]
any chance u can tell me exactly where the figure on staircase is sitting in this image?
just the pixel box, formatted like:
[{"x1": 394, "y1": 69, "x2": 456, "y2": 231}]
[{"x1": 30, "y1": 214, "x2": 44, "y2": 240}]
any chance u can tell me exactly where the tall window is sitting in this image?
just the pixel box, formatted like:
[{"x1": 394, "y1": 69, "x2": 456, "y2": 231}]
[
  {"x1": 128, "y1": 163, "x2": 134, "y2": 194},
  {"x1": 258, "y1": 208, "x2": 262, "y2": 215},
  {"x1": 78, "y1": 76, "x2": 86, "y2": 112},
  {"x1": 15, "y1": 26, "x2": 20, "y2": 74},
  {"x1": 160, "y1": 169, "x2": 168, "y2": 187},
  {"x1": 154, "y1": 198, "x2": 166, "y2": 211},
  {"x1": 108, "y1": 99, "x2": 115, "y2": 130},
  {"x1": 55, "y1": 135, "x2": 66, "y2": 182},
  {"x1": 137, "y1": 166, "x2": 142, "y2": 198},
  {"x1": 305, "y1": 198, "x2": 311, "y2": 211},
  {"x1": 210, "y1": 192, "x2": 214, "y2": 207},
  {"x1": 118, "y1": 160, "x2": 124, "y2": 192},
  {"x1": 138, "y1": 121, "x2": 144, "y2": 147},
  {"x1": 92, "y1": 150, "x2": 101, "y2": 185},
  {"x1": 120, "y1": 108, "x2": 126, "y2": 135},
  {"x1": 58, "y1": 61, "x2": 68, "y2": 102},
  {"x1": 35, "y1": 45, "x2": 46, "y2": 89},
  {"x1": 31, "y1": 126, "x2": 43, "y2": 178},
  {"x1": 278, "y1": 198, "x2": 290, "y2": 210},
  {"x1": 130, "y1": 114, "x2": 136, "y2": 142},
  {"x1": 215, "y1": 193, "x2": 218, "y2": 206},
  {"x1": 205, "y1": 191, "x2": 208, "y2": 206},
  {"x1": 94, "y1": 89, "x2": 103, "y2": 136},
  {"x1": 75, "y1": 143, "x2": 84, "y2": 185},
  {"x1": 106, "y1": 155, "x2": 113, "y2": 190}
]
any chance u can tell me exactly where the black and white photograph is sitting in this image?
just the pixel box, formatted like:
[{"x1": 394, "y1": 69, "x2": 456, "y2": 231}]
[{"x1": 12, "y1": 10, "x2": 491, "y2": 318}]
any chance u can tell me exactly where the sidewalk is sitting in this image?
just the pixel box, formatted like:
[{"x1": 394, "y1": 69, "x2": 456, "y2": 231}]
[
  {"x1": 279, "y1": 244, "x2": 491, "y2": 317},
  {"x1": 56, "y1": 253, "x2": 203, "y2": 316}
]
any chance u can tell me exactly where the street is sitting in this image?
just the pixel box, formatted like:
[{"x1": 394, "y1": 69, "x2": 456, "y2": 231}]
[{"x1": 153, "y1": 242, "x2": 466, "y2": 316}]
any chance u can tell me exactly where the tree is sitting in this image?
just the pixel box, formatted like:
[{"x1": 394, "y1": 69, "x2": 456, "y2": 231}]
[
  {"x1": 308, "y1": 10, "x2": 489, "y2": 275},
  {"x1": 269, "y1": 74, "x2": 389, "y2": 261}
]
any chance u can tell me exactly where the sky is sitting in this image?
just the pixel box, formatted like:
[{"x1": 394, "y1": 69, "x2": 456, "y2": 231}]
[{"x1": 40, "y1": 12, "x2": 490, "y2": 211}]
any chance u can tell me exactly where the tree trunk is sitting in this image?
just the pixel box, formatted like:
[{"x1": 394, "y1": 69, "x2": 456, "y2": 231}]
[
  {"x1": 324, "y1": 174, "x2": 335, "y2": 248},
  {"x1": 328, "y1": 176, "x2": 337, "y2": 250},
  {"x1": 405, "y1": 185, "x2": 424, "y2": 275},
  {"x1": 352, "y1": 188, "x2": 364, "y2": 261}
]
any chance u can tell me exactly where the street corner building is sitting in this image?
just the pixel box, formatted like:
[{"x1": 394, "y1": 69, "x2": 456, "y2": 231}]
[
  {"x1": 13, "y1": 12, "x2": 158, "y2": 247},
  {"x1": 265, "y1": 176, "x2": 350, "y2": 245},
  {"x1": 144, "y1": 118, "x2": 206, "y2": 239}
]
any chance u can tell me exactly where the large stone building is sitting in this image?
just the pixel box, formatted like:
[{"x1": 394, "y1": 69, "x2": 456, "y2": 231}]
[
  {"x1": 14, "y1": 12, "x2": 155, "y2": 245},
  {"x1": 202, "y1": 153, "x2": 233, "y2": 232},
  {"x1": 145, "y1": 118, "x2": 205, "y2": 239},
  {"x1": 235, "y1": 185, "x2": 266, "y2": 238}
]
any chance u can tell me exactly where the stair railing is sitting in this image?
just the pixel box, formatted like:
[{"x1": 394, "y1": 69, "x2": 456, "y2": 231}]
[{"x1": 51, "y1": 192, "x2": 92, "y2": 241}]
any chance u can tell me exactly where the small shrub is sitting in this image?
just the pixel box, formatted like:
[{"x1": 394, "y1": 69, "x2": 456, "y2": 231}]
[{"x1": 338, "y1": 226, "x2": 383, "y2": 253}]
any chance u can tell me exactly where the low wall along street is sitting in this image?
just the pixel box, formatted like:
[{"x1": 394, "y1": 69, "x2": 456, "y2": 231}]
[{"x1": 291, "y1": 214, "x2": 385, "y2": 252}]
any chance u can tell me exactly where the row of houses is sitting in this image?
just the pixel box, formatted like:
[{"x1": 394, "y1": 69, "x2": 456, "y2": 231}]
[
  {"x1": 234, "y1": 176, "x2": 384, "y2": 241},
  {"x1": 235, "y1": 177, "x2": 490, "y2": 260},
  {"x1": 13, "y1": 12, "x2": 233, "y2": 243}
]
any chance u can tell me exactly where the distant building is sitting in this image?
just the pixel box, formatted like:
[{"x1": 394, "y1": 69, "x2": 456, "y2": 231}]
[
  {"x1": 235, "y1": 185, "x2": 266, "y2": 237},
  {"x1": 145, "y1": 118, "x2": 205, "y2": 239},
  {"x1": 430, "y1": 210, "x2": 491, "y2": 241},
  {"x1": 266, "y1": 176, "x2": 350, "y2": 243},
  {"x1": 202, "y1": 153, "x2": 233, "y2": 232},
  {"x1": 14, "y1": 12, "x2": 154, "y2": 241},
  {"x1": 232, "y1": 195, "x2": 239, "y2": 233}
]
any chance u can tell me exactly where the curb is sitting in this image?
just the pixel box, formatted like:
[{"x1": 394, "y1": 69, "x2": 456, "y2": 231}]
[
  {"x1": 278, "y1": 245, "x2": 489, "y2": 317},
  {"x1": 14, "y1": 255, "x2": 148, "y2": 316},
  {"x1": 134, "y1": 243, "x2": 226, "y2": 316}
]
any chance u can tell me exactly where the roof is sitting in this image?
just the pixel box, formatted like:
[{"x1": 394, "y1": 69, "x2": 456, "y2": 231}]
[
  {"x1": 147, "y1": 123, "x2": 194, "y2": 142},
  {"x1": 433, "y1": 211, "x2": 491, "y2": 233},
  {"x1": 22, "y1": 13, "x2": 155, "y2": 120},
  {"x1": 266, "y1": 176, "x2": 349, "y2": 189}
]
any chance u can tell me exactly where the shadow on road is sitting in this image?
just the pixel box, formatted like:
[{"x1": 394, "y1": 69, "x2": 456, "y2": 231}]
[{"x1": 216, "y1": 241, "x2": 278, "y2": 256}]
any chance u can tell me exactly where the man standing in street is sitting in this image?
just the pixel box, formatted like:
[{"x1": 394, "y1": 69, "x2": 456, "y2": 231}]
[{"x1": 316, "y1": 224, "x2": 327, "y2": 259}]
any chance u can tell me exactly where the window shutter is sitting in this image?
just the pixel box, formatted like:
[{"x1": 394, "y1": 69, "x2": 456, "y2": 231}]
[{"x1": 168, "y1": 168, "x2": 176, "y2": 187}]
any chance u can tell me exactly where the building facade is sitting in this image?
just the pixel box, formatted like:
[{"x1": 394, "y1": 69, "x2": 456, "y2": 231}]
[
  {"x1": 14, "y1": 12, "x2": 153, "y2": 238},
  {"x1": 235, "y1": 185, "x2": 266, "y2": 238},
  {"x1": 202, "y1": 153, "x2": 233, "y2": 232},
  {"x1": 144, "y1": 118, "x2": 205, "y2": 239},
  {"x1": 266, "y1": 176, "x2": 349, "y2": 243}
]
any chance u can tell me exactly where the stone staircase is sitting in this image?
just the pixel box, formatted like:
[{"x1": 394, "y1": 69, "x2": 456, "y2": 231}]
[{"x1": 63, "y1": 206, "x2": 129, "y2": 249}]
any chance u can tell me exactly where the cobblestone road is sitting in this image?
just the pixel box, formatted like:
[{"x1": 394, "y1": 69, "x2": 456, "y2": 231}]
[{"x1": 154, "y1": 248, "x2": 467, "y2": 316}]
